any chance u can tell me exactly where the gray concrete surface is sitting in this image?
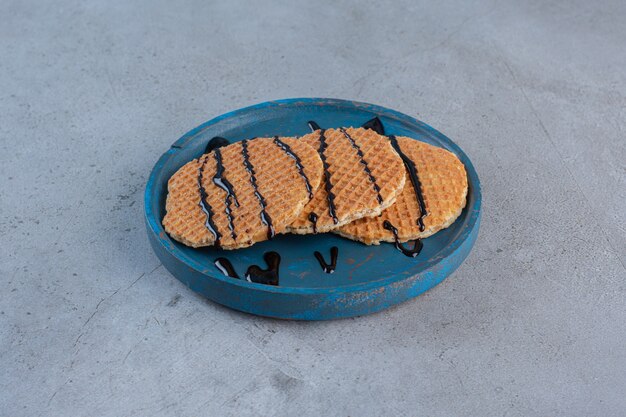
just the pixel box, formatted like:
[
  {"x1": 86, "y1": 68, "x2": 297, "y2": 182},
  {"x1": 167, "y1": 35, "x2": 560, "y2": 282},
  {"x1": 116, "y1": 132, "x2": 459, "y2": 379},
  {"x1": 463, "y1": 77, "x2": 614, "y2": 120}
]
[{"x1": 1, "y1": 0, "x2": 625, "y2": 415}]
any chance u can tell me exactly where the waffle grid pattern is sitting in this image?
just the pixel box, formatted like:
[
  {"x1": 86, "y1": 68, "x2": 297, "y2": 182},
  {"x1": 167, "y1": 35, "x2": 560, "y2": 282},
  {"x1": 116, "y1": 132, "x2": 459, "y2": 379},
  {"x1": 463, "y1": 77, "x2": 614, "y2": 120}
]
[
  {"x1": 162, "y1": 137, "x2": 322, "y2": 249},
  {"x1": 336, "y1": 136, "x2": 468, "y2": 244},
  {"x1": 288, "y1": 127, "x2": 405, "y2": 234}
]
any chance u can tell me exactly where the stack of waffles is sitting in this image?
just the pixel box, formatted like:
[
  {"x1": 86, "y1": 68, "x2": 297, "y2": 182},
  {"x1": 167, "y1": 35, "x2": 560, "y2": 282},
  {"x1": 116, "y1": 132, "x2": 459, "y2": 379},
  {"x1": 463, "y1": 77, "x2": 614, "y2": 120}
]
[{"x1": 163, "y1": 118, "x2": 468, "y2": 250}]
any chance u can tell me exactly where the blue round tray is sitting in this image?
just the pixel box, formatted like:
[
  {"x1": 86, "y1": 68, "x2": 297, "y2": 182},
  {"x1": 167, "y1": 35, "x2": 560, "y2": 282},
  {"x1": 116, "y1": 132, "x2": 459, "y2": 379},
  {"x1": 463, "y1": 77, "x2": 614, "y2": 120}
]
[{"x1": 144, "y1": 98, "x2": 481, "y2": 320}]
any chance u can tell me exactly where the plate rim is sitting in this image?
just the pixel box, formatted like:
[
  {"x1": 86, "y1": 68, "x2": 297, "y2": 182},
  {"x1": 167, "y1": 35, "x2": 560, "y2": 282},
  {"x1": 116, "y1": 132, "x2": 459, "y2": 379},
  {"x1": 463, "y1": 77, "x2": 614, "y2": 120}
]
[{"x1": 144, "y1": 97, "x2": 482, "y2": 295}]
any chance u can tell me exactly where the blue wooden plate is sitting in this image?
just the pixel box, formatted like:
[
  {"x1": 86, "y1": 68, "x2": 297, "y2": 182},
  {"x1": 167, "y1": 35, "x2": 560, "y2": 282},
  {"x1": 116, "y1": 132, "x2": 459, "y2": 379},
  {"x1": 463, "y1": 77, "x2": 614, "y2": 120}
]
[{"x1": 144, "y1": 98, "x2": 481, "y2": 320}]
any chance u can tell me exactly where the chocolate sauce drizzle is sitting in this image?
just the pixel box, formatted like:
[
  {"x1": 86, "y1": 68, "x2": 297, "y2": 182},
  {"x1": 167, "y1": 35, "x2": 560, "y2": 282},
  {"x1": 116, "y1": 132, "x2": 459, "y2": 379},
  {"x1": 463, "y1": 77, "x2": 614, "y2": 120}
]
[
  {"x1": 361, "y1": 117, "x2": 428, "y2": 256},
  {"x1": 314, "y1": 246, "x2": 339, "y2": 273},
  {"x1": 339, "y1": 127, "x2": 383, "y2": 204},
  {"x1": 241, "y1": 139, "x2": 275, "y2": 239},
  {"x1": 273, "y1": 136, "x2": 313, "y2": 199},
  {"x1": 212, "y1": 149, "x2": 240, "y2": 241},
  {"x1": 317, "y1": 128, "x2": 339, "y2": 224},
  {"x1": 308, "y1": 212, "x2": 319, "y2": 233},
  {"x1": 387, "y1": 135, "x2": 428, "y2": 232},
  {"x1": 214, "y1": 257, "x2": 239, "y2": 278},
  {"x1": 361, "y1": 117, "x2": 385, "y2": 136},
  {"x1": 214, "y1": 252, "x2": 280, "y2": 286},
  {"x1": 245, "y1": 252, "x2": 281, "y2": 286},
  {"x1": 308, "y1": 121, "x2": 321, "y2": 132},
  {"x1": 383, "y1": 220, "x2": 423, "y2": 257},
  {"x1": 197, "y1": 155, "x2": 222, "y2": 246},
  {"x1": 205, "y1": 136, "x2": 230, "y2": 154}
]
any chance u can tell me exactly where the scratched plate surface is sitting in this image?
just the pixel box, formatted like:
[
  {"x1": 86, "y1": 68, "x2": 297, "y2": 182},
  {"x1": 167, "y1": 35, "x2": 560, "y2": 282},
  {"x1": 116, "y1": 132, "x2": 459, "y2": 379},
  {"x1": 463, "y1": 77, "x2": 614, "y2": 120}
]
[{"x1": 145, "y1": 98, "x2": 481, "y2": 320}]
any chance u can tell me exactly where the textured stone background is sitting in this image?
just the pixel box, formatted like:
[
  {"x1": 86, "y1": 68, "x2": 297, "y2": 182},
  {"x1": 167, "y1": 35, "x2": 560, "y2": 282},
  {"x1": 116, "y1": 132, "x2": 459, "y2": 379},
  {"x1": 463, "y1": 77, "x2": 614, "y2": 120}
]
[{"x1": 1, "y1": 0, "x2": 625, "y2": 416}]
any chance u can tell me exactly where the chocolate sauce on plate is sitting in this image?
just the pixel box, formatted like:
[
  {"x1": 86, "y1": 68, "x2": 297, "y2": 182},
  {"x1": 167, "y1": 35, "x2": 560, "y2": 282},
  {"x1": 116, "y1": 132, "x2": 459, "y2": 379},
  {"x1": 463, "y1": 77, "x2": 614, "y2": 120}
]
[
  {"x1": 214, "y1": 252, "x2": 281, "y2": 286},
  {"x1": 205, "y1": 136, "x2": 230, "y2": 154},
  {"x1": 308, "y1": 120, "x2": 321, "y2": 132},
  {"x1": 314, "y1": 246, "x2": 339, "y2": 273},
  {"x1": 214, "y1": 257, "x2": 239, "y2": 278},
  {"x1": 361, "y1": 117, "x2": 385, "y2": 135},
  {"x1": 245, "y1": 252, "x2": 281, "y2": 286},
  {"x1": 383, "y1": 220, "x2": 423, "y2": 258}
]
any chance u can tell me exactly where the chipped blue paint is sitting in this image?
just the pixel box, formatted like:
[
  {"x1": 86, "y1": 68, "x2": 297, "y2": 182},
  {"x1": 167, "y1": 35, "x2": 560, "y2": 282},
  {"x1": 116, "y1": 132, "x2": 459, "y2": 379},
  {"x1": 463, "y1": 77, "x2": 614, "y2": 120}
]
[{"x1": 144, "y1": 98, "x2": 482, "y2": 320}]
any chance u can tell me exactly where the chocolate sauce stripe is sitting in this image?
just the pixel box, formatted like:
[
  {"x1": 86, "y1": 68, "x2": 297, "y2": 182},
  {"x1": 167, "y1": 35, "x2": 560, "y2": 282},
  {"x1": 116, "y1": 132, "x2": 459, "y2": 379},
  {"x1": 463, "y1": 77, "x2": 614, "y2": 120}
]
[
  {"x1": 197, "y1": 155, "x2": 222, "y2": 246},
  {"x1": 360, "y1": 118, "x2": 427, "y2": 258},
  {"x1": 212, "y1": 149, "x2": 239, "y2": 241},
  {"x1": 339, "y1": 128, "x2": 383, "y2": 204},
  {"x1": 308, "y1": 212, "x2": 319, "y2": 233},
  {"x1": 272, "y1": 136, "x2": 314, "y2": 199},
  {"x1": 317, "y1": 129, "x2": 339, "y2": 224},
  {"x1": 241, "y1": 140, "x2": 275, "y2": 239},
  {"x1": 387, "y1": 135, "x2": 428, "y2": 231}
]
